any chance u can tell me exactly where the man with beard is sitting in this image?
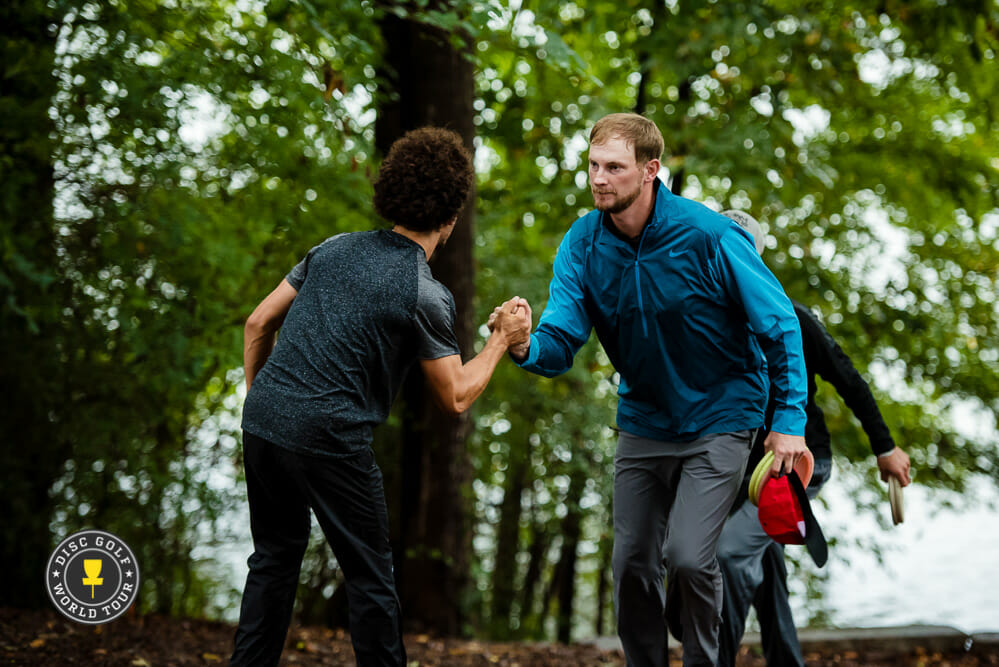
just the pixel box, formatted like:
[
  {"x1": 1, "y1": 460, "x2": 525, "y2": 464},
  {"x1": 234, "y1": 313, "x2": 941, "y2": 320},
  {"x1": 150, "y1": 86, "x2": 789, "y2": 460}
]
[{"x1": 501, "y1": 113, "x2": 808, "y2": 666}]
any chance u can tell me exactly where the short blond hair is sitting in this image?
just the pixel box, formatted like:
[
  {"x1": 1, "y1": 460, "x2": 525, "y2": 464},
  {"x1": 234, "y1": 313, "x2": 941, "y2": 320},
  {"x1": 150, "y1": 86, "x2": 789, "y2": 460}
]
[{"x1": 590, "y1": 113, "x2": 664, "y2": 164}]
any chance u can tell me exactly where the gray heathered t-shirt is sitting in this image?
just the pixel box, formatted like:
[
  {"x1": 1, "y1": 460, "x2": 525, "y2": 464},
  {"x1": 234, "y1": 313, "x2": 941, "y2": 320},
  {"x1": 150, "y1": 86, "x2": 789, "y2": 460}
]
[{"x1": 241, "y1": 230, "x2": 461, "y2": 457}]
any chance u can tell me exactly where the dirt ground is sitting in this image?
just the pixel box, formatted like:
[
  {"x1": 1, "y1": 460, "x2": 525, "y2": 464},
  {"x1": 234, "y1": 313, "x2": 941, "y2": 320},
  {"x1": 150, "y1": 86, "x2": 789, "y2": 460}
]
[{"x1": 2, "y1": 607, "x2": 997, "y2": 666}]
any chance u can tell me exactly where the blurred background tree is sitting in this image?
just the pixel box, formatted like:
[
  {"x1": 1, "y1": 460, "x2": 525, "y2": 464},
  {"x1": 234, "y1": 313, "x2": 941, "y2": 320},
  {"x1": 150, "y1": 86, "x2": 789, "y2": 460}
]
[
  {"x1": 1, "y1": 0, "x2": 377, "y2": 613},
  {"x1": 2, "y1": 0, "x2": 996, "y2": 644}
]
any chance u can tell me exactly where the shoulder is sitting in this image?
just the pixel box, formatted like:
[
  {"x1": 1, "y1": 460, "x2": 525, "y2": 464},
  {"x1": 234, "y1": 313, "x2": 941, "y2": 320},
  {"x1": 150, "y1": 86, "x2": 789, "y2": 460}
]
[
  {"x1": 656, "y1": 189, "x2": 735, "y2": 245},
  {"x1": 550, "y1": 210, "x2": 603, "y2": 267},
  {"x1": 302, "y1": 232, "x2": 354, "y2": 260},
  {"x1": 564, "y1": 210, "x2": 602, "y2": 245},
  {"x1": 416, "y1": 263, "x2": 456, "y2": 312},
  {"x1": 318, "y1": 231, "x2": 353, "y2": 247},
  {"x1": 287, "y1": 233, "x2": 351, "y2": 286},
  {"x1": 323, "y1": 229, "x2": 392, "y2": 248},
  {"x1": 655, "y1": 192, "x2": 752, "y2": 266}
]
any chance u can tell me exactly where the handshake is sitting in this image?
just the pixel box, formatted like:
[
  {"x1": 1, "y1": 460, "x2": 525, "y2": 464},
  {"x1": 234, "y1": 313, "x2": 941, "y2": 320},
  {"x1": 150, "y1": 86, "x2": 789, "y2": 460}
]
[{"x1": 488, "y1": 297, "x2": 533, "y2": 362}]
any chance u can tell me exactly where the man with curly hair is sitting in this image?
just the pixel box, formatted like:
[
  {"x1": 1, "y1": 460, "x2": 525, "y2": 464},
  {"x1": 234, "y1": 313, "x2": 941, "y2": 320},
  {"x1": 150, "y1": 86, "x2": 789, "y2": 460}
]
[{"x1": 232, "y1": 127, "x2": 530, "y2": 666}]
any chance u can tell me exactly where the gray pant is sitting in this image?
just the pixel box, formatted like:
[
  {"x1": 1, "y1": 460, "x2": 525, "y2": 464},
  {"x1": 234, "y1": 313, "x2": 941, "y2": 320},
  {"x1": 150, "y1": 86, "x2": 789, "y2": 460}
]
[
  {"x1": 716, "y1": 458, "x2": 832, "y2": 667},
  {"x1": 612, "y1": 430, "x2": 753, "y2": 667}
]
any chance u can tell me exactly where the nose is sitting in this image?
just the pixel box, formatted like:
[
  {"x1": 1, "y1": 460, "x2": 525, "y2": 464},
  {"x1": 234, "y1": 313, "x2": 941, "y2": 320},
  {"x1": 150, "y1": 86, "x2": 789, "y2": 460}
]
[{"x1": 590, "y1": 167, "x2": 608, "y2": 186}]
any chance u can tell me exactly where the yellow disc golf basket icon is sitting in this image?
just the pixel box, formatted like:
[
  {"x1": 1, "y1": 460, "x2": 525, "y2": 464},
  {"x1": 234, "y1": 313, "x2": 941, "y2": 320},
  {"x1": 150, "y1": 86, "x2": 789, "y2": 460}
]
[{"x1": 82, "y1": 559, "x2": 104, "y2": 599}]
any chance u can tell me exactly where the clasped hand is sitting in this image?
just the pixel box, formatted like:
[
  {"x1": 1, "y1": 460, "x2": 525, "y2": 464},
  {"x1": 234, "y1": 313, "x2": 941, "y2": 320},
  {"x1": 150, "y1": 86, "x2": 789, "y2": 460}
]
[{"x1": 488, "y1": 298, "x2": 532, "y2": 360}]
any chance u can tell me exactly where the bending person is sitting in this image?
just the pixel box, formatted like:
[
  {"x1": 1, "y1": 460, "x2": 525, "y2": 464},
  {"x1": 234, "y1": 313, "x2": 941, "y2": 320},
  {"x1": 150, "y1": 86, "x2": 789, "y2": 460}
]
[
  {"x1": 233, "y1": 127, "x2": 531, "y2": 667},
  {"x1": 716, "y1": 210, "x2": 912, "y2": 667}
]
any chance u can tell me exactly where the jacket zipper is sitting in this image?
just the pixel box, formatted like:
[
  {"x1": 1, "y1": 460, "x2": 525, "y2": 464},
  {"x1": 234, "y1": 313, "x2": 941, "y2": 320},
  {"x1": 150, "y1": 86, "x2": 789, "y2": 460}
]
[{"x1": 634, "y1": 224, "x2": 651, "y2": 338}]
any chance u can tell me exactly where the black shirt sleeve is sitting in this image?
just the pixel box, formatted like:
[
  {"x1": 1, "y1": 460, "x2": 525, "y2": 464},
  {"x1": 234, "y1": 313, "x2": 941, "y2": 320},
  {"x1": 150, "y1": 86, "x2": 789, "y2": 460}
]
[
  {"x1": 414, "y1": 273, "x2": 462, "y2": 361},
  {"x1": 795, "y1": 302, "x2": 895, "y2": 456},
  {"x1": 285, "y1": 234, "x2": 346, "y2": 290}
]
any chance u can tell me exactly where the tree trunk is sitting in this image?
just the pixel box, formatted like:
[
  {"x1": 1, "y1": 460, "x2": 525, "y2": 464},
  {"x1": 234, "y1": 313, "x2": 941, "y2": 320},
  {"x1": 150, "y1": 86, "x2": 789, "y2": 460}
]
[
  {"x1": 594, "y1": 531, "x2": 613, "y2": 637},
  {"x1": 0, "y1": 0, "x2": 70, "y2": 609},
  {"x1": 489, "y1": 438, "x2": 530, "y2": 638},
  {"x1": 518, "y1": 513, "x2": 549, "y2": 638},
  {"x1": 375, "y1": 3, "x2": 476, "y2": 637},
  {"x1": 539, "y1": 550, "x2": 560, "y2": 633},
  {"x1": 633, "y1": 0, "x2": 669, "y2": 116},
  {"x1": 554, "y1": 460, "x2": 587, "y2": 644}
]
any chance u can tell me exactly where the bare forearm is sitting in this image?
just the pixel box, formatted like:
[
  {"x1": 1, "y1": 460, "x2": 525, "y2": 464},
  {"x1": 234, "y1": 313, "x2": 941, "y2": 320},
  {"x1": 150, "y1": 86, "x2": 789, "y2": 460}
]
[
  {"x1": 450, "y1": 333, "x2": 511, "y2": 414},
  {"x1": 242, "y1": 280, "x2": 298, "y2": 390},
  {"x1": 243, "y1": 325, "x2": 276, "y2": 390},
  {"x1": 423, "y1": 296, "x2": 530, "y2": 414}
]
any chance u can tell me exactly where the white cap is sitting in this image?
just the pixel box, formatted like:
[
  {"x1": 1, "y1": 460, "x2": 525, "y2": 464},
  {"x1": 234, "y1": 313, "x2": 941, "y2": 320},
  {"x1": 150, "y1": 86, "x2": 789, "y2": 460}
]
[{"x1": 722, "y1": 209, "x2": 765, "y2": 255}]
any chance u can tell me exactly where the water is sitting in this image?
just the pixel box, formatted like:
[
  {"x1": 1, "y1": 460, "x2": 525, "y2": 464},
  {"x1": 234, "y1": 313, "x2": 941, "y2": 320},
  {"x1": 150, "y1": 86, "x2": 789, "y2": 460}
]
[
  {"x1": 812, "y1": 477, "x2": 999, "y2": 634},
  {"x1": 211, "y1": 472, "x2": 999, "y2": 634}
]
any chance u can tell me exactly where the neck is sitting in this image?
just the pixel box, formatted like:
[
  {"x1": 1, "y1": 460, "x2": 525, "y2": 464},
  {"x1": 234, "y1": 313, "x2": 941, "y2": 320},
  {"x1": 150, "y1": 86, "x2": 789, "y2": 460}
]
[
  {"x1": 391, "y1": 225, "x2": 441, "y2": 261},
  {"x1": 609, "y1": 181, "x2": 657, "y2": 239}
]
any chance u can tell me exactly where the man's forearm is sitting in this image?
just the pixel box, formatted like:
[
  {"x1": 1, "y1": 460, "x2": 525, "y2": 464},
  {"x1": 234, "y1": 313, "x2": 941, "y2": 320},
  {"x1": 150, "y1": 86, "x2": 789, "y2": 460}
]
[
  {"x1": 242, "y1": 279, "x2": 299, "y2": 390},
  {"x1": 243, "y1": 327, "x2": 276, "y2": 390},
  {"x1": 451, "y1": 333, "x2": 515, "y2": 413}
]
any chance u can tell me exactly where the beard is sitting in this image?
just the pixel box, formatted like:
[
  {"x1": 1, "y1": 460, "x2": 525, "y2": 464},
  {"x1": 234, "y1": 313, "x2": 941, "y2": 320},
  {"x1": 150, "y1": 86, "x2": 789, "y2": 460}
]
[{"x1": 592, "y1": 180, "x2": 642, "y2": 214}]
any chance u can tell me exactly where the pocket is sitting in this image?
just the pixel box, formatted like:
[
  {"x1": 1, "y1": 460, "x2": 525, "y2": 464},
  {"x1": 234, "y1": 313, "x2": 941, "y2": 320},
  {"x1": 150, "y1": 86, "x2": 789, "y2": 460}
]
[{"x1": 706, "y1": 431, "x2": 753, "y2": 476}]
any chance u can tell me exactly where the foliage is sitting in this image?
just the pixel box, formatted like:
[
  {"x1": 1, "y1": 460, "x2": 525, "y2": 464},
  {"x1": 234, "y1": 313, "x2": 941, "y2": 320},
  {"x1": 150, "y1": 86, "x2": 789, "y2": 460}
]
[
  {"x1": 3, "y1": 0, "x2": 998, "y2": 643},
  {"x1": 1, "y1": 0, "x2": 72, "y2": 609},
  {"x1": 2, "y1": 0, "x2": 378, "y2": 612},
  {"x1": 467, "y1": 0, "x2": 999, "y2": 636}
]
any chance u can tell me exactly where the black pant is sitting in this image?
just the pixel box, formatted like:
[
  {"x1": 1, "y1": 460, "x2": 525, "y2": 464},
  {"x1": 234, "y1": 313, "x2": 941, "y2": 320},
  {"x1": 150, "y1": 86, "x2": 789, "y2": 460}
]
[
  {"x1": 717, "y1": 458, "x2": 831, "y2": 667},
  {"x1": 231, "y1": 432, "x2": 406, "y2": 666}
]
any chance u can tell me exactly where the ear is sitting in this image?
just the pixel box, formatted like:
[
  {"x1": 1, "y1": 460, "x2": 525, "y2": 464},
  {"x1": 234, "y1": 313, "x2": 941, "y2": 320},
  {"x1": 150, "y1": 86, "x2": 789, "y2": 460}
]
[{"x1": 643, "y1": 158, "x2": 661, "y2": 183}]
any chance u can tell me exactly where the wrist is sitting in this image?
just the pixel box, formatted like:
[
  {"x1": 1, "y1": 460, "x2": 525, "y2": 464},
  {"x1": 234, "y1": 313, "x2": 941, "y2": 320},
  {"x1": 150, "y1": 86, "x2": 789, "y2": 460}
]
[
  {"x1": 509, "y1": 341, "x2": 529, "y2": 362},
  {"x1": 489, "y1": 330, "x2": 512, "y2": 349}
]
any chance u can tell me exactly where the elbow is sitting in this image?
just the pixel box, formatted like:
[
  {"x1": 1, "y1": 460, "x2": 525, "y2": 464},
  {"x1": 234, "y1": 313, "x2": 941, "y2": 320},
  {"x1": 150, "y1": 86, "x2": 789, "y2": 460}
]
[
  {"x1": 438, "y1": 390, "x2": 473, "y2": 416},
  {"x1": 245, "y1": 313, "x2": 262, "y2": 336},
  {"x1": 244, "y1": 320, "x2": 260, "y2": 342},
  {"x1": 444, "y1": 398, "x2": 469, "y2": 417},
  {"x1": 245, "y1": 310, "x2": 273, "y2": 341},
  {"x1": 427, "y1": 386, "x2": 467, "y2": 416}
]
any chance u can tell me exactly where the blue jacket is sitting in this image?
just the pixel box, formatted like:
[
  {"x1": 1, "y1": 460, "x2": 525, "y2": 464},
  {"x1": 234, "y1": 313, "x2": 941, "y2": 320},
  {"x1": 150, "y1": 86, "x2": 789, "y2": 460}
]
[{"x1": 517, "y1": 180, "x2": 807, "y2": 442}]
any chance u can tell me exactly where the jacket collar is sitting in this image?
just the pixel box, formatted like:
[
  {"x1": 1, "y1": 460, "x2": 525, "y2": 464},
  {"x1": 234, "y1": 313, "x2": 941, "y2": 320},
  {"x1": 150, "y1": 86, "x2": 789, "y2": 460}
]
[
  {"x1": 651, "y1": 177, "x2": 674, "y2": 226},
  {"x1": 597, "y1": 178, "x2": 671, "y2": 247}
]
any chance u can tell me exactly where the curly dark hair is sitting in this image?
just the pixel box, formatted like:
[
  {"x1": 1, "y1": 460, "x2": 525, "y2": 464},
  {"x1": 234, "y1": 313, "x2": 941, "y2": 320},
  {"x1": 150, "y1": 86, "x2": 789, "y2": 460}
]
[{"x1": 373, "y1": 127, "x2": 474, "y2": 232}]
